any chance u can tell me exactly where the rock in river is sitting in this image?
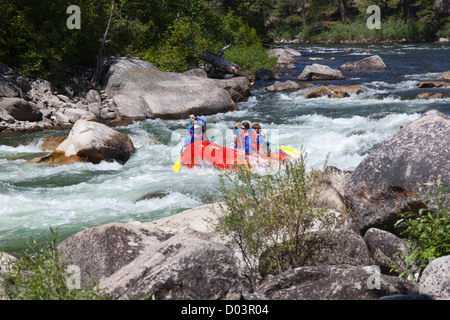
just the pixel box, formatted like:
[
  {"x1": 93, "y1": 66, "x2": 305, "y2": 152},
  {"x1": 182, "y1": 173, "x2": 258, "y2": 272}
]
[
  {"x1": 297, "y1": 64, "x2": 347, "y2": 81},
  {"x1": 344, "y1": 110, "x2": 450, "y2": 235},
  {"x1": 103, "y1": 58, "x2": 236, "y2": 120},
  {"x1": 338, "y1": 55, "x2": 387, "y2": 71},
  {"x1": 30, "y1": 119, "x2": 135, "y2": 165}
]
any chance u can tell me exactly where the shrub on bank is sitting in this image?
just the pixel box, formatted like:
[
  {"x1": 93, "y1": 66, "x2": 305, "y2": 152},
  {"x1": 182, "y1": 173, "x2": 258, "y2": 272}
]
[
  {"x1": 1, "y1": 228, "x2": 106, "y2": 300},
  {"x1": 393, "y1": 184, "x2": 450, "y2": 282},
  {"x1": 216, "y1": 152, "x2": 345, "y2": 291}
]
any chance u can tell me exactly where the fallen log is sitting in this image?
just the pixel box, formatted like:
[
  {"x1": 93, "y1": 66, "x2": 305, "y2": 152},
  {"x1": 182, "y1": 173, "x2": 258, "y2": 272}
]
[
  {"x1": 199, "y1": 50, "x2": 248, "y2": 78},
  {"x1": 187, "y1": 39, "x2": 249, "y2": 79}
]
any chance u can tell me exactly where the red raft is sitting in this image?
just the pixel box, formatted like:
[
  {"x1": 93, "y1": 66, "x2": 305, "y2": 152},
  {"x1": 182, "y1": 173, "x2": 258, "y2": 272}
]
[{"x1": 180, "y1": 141, "x2": 291, "y2": 170}]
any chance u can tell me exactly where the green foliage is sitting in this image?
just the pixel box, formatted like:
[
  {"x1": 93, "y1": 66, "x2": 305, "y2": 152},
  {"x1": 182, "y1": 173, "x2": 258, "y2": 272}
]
[
  {"x1": 2, "y1": 228, "x2": 107, "y2": 300},
  {"x1": 437, "y1": 22, "x2": 450, "y2": 38},
  {"x1": 216, "y1": 152, "x2": 344, "y2": 290},
  {"x1": 394, "y1": 184, "x2": 450, "y2": 281}
]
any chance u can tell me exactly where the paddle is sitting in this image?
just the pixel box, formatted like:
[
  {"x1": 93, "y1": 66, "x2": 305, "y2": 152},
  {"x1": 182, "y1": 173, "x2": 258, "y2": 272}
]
[
  {"x1": 264, "y1": 138, "x2": 300, "y2": 158},
  {"x1": 173, "y1": 118, "x2": 192, "y2": 172},
  {"x1": 274, "y1": 144, "x2": 301, "y2": 158}
]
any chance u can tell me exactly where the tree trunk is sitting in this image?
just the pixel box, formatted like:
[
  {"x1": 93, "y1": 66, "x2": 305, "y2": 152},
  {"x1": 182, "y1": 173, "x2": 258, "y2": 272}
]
[
  {"x1": 93, "y1": 0, "x2": 115, "y2": 85},
  {"x1": 187, "y1": 38, "x2": 249, "y2": 79},
  {"x1": 300, "y1": 0, "x2": 307, "y2": 27},
  {"x1": 338, "y1": 0, "x2": 348, "y2": 22}
]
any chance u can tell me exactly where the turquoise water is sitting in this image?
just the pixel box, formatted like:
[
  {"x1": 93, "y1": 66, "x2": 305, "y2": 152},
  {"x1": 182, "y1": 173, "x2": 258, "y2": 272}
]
[{"x1": 1, "y1": 43, "x2": 449, "y2": 255}]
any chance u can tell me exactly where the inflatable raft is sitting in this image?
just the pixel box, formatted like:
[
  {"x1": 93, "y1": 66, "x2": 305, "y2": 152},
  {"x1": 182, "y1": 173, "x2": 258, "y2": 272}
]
[{"x1": 180, "y1": 141, "x2": 291, "y2": 170}]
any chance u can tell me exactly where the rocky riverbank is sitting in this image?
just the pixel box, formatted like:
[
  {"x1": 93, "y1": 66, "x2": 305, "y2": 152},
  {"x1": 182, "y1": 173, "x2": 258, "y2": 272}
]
[{"x1": 0, "y1": 58, "x2": 250, "y2": 134}]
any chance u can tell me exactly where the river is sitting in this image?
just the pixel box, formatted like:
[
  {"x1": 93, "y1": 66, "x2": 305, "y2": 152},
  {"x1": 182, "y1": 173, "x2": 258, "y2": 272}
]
[{"x1": 1, "y1": 43, "x2": 449, "y2": 255}]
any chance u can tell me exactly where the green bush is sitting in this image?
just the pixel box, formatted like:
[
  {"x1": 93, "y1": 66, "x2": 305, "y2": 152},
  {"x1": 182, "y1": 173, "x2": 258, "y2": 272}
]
[
  {"x1": 2, "y1": 228, "x2": 107, "y2": 300},
  {"x1": 224, "y1": 45, "x2": 277, "y2": 74},
  {"x1": 394, "y1": 184, "x2": 450, "y2": 281},
  {"x1": 437, "y1": 22, "x2": 450, "y2": 38},
  {"x1": 215, "y1": 152, "x2": 345, "y2": 291}
]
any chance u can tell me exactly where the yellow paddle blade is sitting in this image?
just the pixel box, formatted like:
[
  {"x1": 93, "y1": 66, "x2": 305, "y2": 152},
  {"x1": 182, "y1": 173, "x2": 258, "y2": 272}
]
[
  {"x1": 277, "y1": 145, "x2": 300, "y2": 158},
  {"x1": 173, "y1": 155, "x2": 182, "y2": 172}
]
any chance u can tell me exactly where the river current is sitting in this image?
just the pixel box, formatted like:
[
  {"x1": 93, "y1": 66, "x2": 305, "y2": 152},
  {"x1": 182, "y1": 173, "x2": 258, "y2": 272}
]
[{"x1": 1, "y1": 43, "x2": 449, "y2": 255}]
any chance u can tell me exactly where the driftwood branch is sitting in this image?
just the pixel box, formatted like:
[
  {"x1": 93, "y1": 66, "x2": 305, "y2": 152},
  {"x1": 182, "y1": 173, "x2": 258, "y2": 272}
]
[{"x1": 216, "y1": 36, "x2": 243, "y2": 57}]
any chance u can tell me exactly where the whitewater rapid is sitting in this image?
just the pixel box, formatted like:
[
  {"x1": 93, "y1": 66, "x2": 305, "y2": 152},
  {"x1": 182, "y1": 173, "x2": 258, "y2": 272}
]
[{"x1": 1, "y1": 43, "x2": 449, "y2": 254}]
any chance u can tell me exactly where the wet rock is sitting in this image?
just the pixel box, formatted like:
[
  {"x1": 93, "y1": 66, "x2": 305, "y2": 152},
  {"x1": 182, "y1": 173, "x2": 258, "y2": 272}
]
[
  {"x1": 297, "y1": 64, "x2": 347, "y2": 81},
  {"x1": 415, "y1": 81, "x2": 450, "y2": 88},
  {"x1": 338, "y1": 55, "x2": 387, "y2": 71},
  {"x1": 255, "y1": 68, "x2": 280, "y2": 81},
  {"x1": 302, "y1": 86, "x2": 363, "y2": 98},
  {"x1": 416, "y1": 92, "x2": 447, "y2": 99},
  {"x1": 442, "y1": 72, "x2": 450, "y2": 79},
  {"x1": 40, "y1": 136, "x2": 68, "y2": 151},
  {"x1": 266, "y1": 81, "x2": 303, "y2": 92},
  {"x1": 31, "y1": 120, "x2": 135, "y2": 165}
]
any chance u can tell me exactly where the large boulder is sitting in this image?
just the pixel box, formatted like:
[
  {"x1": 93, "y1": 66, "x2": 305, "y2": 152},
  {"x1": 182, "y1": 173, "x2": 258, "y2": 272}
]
[
  {"x1": 0, "y1": 97, "x2": 42, "y2": 122},
  {"x1": 58, "y1": 222, "x2": 242, "y2": 300},
  {"x1": 344, "y1": 110, "x2": 450, "y2": 235},
  {"x1": 419, "y1": 255, "x2": 450, "y2": 299},
  {"x1": 297, "y1": 64, "x2": 347, "y2": 81},
  {"x1": 103, "y1": 58, "x2": 236, "y2": 120},
  {"x1": 256, "y1": 265, "x2": 418, "y2": 300},
  {"x1": 338, "y1": 55, "x2": 387, "y2": 71},
  {"x1": 31, "y1": 120, "x2": 135, "y2": 165}
]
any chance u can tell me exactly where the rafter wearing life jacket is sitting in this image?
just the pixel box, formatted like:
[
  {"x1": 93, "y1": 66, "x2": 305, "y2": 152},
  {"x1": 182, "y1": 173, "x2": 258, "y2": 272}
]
[
  {"x1": 251, "y1": 122, "x2": 270, "y2": 156},
  {"x1": 233, "y1": 122, "x2": 257, "y2": 156},
  {"x1": 183, "y1": 115, "x2": 207, "y2": 147}
]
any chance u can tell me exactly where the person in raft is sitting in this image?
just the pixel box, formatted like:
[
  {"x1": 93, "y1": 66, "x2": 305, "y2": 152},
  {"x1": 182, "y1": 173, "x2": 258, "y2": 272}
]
[
  {"x1": 233, "y1": 122, "x2": 257, "y2": 156},
  {"x1": 251, "y1": 122, "x2": 271, "y2": 157},
  {"x1": 183, "y1": 114, "x2": 208, "y2": 148}
]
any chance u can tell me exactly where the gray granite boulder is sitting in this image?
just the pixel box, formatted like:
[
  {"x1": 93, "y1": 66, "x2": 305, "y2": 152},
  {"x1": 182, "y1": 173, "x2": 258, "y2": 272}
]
[
  {"x1": 344, "y1": 110, "x2": 450, "y2": 235},
  {"x1": 103, "y1": 58, "x2": 236, "y2": 120},
  {"x1": 339, "y1": 55, "x2": 387, "y2": 71},
  {"x1": 297, "y1": 64, "x2": 346, "y2": 81},
  {"x1": 58, "y1": 222, "x2": 242, "y2": 300},
  {"x1": 419, "y1": 255, "x2": 450, "y2": 300},
  {"x1": 0, "y1": 97, "x2": 42, "y2": 122},
  {"x1": 256, "y1": 264, "x2": 418, "y2": 300}
]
